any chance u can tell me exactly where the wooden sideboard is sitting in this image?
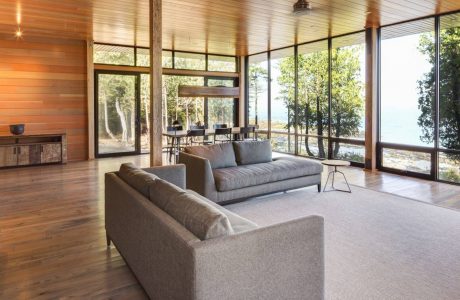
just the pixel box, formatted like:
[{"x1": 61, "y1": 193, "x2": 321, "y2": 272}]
[{"x1": 0, "y1": 133, "x2": 67, "y2": 168}]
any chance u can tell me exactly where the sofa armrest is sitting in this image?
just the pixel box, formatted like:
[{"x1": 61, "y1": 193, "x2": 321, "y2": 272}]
[
  {"x1": 142, "y1": 164, "x2": 186, "y2": 189},
  {"x1": 192, "y1": 215, "x2": 324, "y2": 300},
  {"x1": 178, "y1": 152, "x2": 217, "y2": 200},
  {"x1": 105, "y1": 173, "x2": 200, "y2": 299}
]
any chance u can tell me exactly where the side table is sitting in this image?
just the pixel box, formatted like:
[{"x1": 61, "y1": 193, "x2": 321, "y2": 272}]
[{"x1": 321, "y1": 160, "x2": 351, "y2": 193}]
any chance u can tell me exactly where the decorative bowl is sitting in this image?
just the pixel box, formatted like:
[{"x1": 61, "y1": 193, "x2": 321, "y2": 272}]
[{"x1": 9, "y1": 124, "x2": 25, "y2": 135}]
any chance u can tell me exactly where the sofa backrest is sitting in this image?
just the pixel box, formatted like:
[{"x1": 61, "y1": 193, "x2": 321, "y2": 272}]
[
  {"x1": 232, "y1": 140, "x2": 272, "y2": 165},
  {"x1": 117, "y1": 163, "x2": 235, "y2": 240},
  {"x1": 149, "y1": 178, "x2": 234, "y2": 240},
  {"x1": 118, "y1": 162, "x2": 158, "y2": 197},
  {"x1": 184, "y1": 143, "x2": 237, "y2": 169}
]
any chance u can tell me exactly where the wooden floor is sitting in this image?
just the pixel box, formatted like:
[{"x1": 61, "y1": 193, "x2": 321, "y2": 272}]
[{"x1": 1, "y1": 154, "x2": 459, "y2": 299}]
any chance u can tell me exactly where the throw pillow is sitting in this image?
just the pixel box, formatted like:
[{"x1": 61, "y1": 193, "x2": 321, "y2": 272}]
[
  {"x1": 184, "y1": 143, "x2": 237, "y2": 169},
  {"x1": 232, "y1": 140, "x2": 272, "y2": 165}
]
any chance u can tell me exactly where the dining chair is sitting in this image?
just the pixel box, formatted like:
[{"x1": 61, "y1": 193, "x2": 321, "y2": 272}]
[
  {"x1": 186, "y1": 129, "x2": 211, "y2": 146},
  {"x1": 213, "y1": 123, "x2": 228, "y2": 129},
  {"x1": 165, "y1": 125, "x2": 183, "y2": 162},
  {"x1": 238, "y1": 126, "x2": 257, "y2": 141},
  {"x1": 214, "y1": 128, "x2": 232, "y2": 143},
  {"x1": 190, "y1": 125, "x2": 206, "y2": 130}
]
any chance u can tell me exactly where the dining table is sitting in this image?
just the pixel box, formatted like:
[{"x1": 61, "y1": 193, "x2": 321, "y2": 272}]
[{"x1": 162, "y1": 127, "x2": 249, "y2": 163}]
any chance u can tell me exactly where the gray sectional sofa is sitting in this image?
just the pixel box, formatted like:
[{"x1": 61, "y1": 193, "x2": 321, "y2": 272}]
[
  {"x1": 105, "y1": 162, "x2": 324, "y2": 300},
  {"x1": 179, "y1": 140, "x2": 323, "y2": 203}
]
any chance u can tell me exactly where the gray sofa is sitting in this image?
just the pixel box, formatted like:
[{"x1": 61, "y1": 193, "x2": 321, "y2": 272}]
[
  {"x1": 105, "y1": 163, "x2": 324, "y2": 300},
  {"x1": 179, "y1": 140, "x2": 323, "y2": 203}
]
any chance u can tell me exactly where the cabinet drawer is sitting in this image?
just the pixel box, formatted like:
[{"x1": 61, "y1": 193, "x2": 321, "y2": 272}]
[
  {"x1": 0, "y1": 146, "x2": 18, "y2": 167},
  {"x1": 41, "y1": 143, "x2": 62, "y2": 163}
]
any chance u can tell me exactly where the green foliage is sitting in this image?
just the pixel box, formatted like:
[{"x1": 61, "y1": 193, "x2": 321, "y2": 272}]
[
  {"x1": 417, "y1": 27, "x2": 460, "y2": 162},
  {"x1": 274, "y1": 45, "x2": 364, "y2": 157},
  {"x1": 98, "y1": 74, "x2": 136, "y2": 141},
  {"x1": 162, "y1": 75, "x2": 204, "y2": 128}
]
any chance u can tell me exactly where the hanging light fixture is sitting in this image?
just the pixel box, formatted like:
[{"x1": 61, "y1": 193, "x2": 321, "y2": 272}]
[
  {"x1": 15, "y1": 3, "x2": 23, "y2": 39},
  {"x1": 293, "y1": 0, "x2": 312, "y2": 15}
]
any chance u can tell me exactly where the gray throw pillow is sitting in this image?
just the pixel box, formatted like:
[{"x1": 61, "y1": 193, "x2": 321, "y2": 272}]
[
  {"x1": 149, "y1": 179, "x2": 234, "y2": 240},
  {"x1": 184, "y1": 143, "x2": 237, "y2": 169},
  {"x1": 118, "y1": 163, "x2": 158, "y2": 197},
  {"x1": 233, "y1": 140, "x2": 272, "y2": 165}
]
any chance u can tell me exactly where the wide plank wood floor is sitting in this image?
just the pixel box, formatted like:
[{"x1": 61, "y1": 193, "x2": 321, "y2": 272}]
[{"x1": 0, "y1": 154, "x2": 459, "y2": 299}]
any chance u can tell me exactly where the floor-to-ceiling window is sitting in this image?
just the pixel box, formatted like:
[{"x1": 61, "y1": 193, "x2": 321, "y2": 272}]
[
  {"x1": 379, "y1": 12, "x2": 460, "y2": 184},
  {"x1": 246, "y1": 32, "x2": 365, "y2": 166},
  {"x1": 331, "y1": 33, "x2": 366, "y2": 163},
  {"x1": 94, "y1": 44, "x2": 238, "y2": 157},
  {"x1": 270, "y1": 47, "x2": 295, "y2": 153},
  {"x1": 380, "y1": 19, "x2": 435, "y2": 176},
  {"x1": 297, "y1": 41, "x2": 329, "y2": 158},
  {"x1": 438, "y1": 13, "x2": 460, "y2": 183},
  {"x1": 248, "y1": 53, "x2": 269, "y2": 139}
]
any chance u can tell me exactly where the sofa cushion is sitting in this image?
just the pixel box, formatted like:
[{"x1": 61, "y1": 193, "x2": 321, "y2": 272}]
[
  {"x1": 233, "y1": 140, "x2": 272, "y2": 165},
  {"x1": 149, "y1": 179, "x2": 234, "y2": 240},
  {"x1": 184, "y1": 143, "x2": 237, "y2": 169},
  {"x1": 212, "y1": 157, "x2": 323, "y2": 192},
  {"x1": 187, "y1": 190, "x2": 259, "y2": 234},
  {"x1": 118, "y1": 163, "x2": 158, "y2": 197}
]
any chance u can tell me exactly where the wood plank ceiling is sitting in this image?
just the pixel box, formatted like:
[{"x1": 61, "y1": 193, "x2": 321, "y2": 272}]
[{"x1": 0, "y1": 0, "x2": 459, "y2": 56}]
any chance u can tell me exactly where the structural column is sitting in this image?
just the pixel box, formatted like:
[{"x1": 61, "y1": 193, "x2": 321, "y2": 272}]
[
  {"x1": 364, "y1": 27, "x2": 378, "y2": 170},
  {"x1": 149, "y1": 0, "x2": 163, "y2": 166}
]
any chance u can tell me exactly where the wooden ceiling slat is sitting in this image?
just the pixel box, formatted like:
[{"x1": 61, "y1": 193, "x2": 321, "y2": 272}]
[{"x1": 0, "y1": 0, "x2": 458, "y2": 55}]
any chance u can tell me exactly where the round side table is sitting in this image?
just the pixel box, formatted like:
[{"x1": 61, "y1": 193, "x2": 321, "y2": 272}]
[{"x1": 321, "y1": 160, "x2": 351, "y2": 193}]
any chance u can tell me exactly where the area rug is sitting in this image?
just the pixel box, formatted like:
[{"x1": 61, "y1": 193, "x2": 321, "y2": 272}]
[{"x1": 225, "y1": 185, "x2": 460, "y2": 300}]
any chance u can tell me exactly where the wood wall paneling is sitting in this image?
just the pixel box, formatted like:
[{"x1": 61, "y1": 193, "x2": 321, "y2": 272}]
[{"x1": 0, "y1": 36, "x2": 88, "y2": 161}]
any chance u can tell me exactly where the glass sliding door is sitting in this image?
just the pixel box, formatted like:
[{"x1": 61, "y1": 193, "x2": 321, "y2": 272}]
[
  {"x1": 140, "y1": 74, "x2": 151, "y2": 153},
  {"x1": 96, "y1": 72, "x2": 138, "y2": 156}
]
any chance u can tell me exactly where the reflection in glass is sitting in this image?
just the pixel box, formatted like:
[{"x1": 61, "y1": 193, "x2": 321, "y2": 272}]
[
  {"x1": 382, "y1": 149, "x2": 431, "y2": 174},
  {"x1": 270, "y1": 47, "x2": 295, "y2": 153},
  {"x1": 381, "y1": 19, "x2": 435, "y2": 147},
  {"x1": 97, "y1": 74, "x2": 136, "y2": 154},
  {"x1": 248, "y1": 53, "x2": 269, "y2": 132}
]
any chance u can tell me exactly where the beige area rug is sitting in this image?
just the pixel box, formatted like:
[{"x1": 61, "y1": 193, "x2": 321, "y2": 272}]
[{"x1": 225, "y1": 185, "x2": 460, "y2": 300}]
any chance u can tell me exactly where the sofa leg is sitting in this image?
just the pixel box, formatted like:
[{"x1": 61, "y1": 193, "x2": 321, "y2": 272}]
[
  {"x1": 106, "y1": 233, "x2": 111, "y2": 247},
  {"x1": 317, "y1": 183, "x2": 321, "y2": 193}
]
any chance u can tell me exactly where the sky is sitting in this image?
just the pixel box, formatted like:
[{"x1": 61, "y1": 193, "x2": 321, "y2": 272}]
[{"x1": 250, "y1": 33, "x2": 432, "y2": 147}]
